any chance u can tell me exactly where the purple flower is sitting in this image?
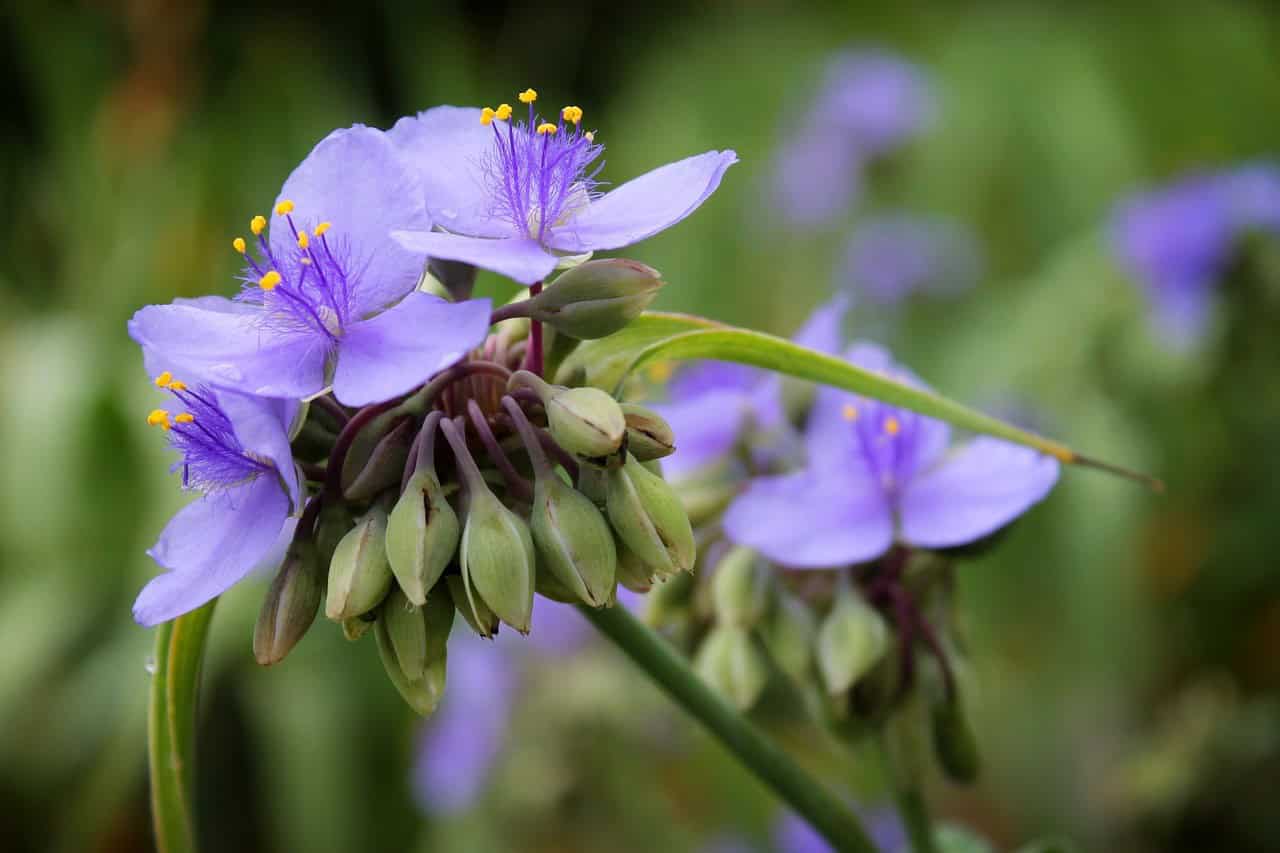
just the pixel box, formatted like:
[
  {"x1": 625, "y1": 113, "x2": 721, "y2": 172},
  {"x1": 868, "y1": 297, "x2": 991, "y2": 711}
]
[
  {"x1": 773, "y1": 808, "x2": 906, "y2": 853},
  {"x1": 134, "y1": 375, "x2": 300, "y2": 625},
  {"x1": 1112, "y1": 163, "x2": 1280, "y2": 347},
  {"x1": 128, "y1": 125, "x2": 493, "y2": 405},
  {"x1": 388, "y1": 92, "x2": 738, "y2": 285},
  {"x1": 656, "y1": 296, "x2": 849, "y2": 479},
  {"x1": 839, "y1": 216, "x2": 980, "y2": 306},
  {"x1": 723, "y1": 343, "x2": 1059, "y2": 568}
]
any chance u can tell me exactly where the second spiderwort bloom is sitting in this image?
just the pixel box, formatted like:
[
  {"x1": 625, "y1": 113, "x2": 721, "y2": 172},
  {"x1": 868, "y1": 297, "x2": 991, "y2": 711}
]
[
  {"x1": 128, "y1": 126, "x2": 492, "y2": 405},
  {"x1": 723, "y1": 344, "x2": 1059, "y2": 568},
  {"x1": 134, "y1": 373, "x2": 301, "y2": 626},
  {"x1": 838, "y1": 216, "x2": 981, "y2": 306},
  {"x1": 389, "y1": 89, "x2": 739, "y2": 284}
]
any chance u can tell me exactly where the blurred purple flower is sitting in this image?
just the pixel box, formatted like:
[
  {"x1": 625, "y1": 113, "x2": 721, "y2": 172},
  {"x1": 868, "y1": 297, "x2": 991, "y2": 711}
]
[
  {"x1": 390, "y1": 97, "x2": 737, "y2": 285},
  {"x1": 724, "y1": 343, "x2": 1059, "y2": 568},
  {"x1": 770, "y1": 50, "x2": 935, "y2": 229},
  {"x1": 129, "y1": 126, "x2": 492, "y2": 405},
  {"x1": 1112, "y1": 163, "x2": 1280, "y2": 347},
  {"x1": 655, "y1": 296, "x2": 849, "y2": 479},
  {"x1": 134, "y1": 380, "x2": 300, "y2": 625},
  {"x1": 773, "y1": 807, "x2": 906, "y2": 853},
  {"x1": 839, "y1": 216, "x2": 981, "y2": 306}
]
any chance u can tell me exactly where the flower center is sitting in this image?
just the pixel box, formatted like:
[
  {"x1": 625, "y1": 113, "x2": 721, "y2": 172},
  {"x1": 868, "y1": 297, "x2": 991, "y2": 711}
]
[
  {"x1": 232, "y1": 201, "x2": 355, "y2": 341},
  {"x1": 148, "y1": 373, "x2": 272, "y2": 492},
  {"x1": 841, "y1": 399, "x2": 920, "y2": 501},
  {"x1": 479, "y1": 88, "x2": 604, "y2": 242}
]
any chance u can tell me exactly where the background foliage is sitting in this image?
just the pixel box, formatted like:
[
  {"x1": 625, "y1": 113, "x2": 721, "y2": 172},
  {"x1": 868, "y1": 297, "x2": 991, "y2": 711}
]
[{"x1": 2, "y1": 1, "x2": 1279, "y2": 851}]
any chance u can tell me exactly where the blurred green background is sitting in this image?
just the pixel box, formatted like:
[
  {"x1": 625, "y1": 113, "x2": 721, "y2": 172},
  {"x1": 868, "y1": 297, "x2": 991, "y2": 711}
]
[{"x1": 3, "y1": 1, "x2": 1280, "y2": 851}]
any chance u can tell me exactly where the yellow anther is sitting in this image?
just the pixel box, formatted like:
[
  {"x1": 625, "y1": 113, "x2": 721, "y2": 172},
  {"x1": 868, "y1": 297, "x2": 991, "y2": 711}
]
[
  {"x1": 168, "y1": 381, "x2": 187, "y2": 392},
  {"x1": 841, "y1": 403, "x2": 859, "y2": 422},
  {"x1": 584, "y1": 131, "x2": 595, "y2": 142},
  {"x1": 275, "y1": 199, "x2": 295, "y2": 216},
  {"x1": 480, "y1": 107, "x2": 496, "y2": 126},
  {"x1": 154, "y1": 371, "x2": 174, "y2": 388},
  {"x1": 147, "y1": 409, "x2": 172, "y2": 430},
  {"x1": 537, "y1": 122, "x2": 558, "y2": 135},
  {"x1": 174, "y1": 412, "x2": 195, "y2": 424},
  {"x1": 561, "y1": 105, "x2": 583, "y2": 125},
  {"x1": 518, "y1": 88, "x2": 537, "y2": 104},
  {"x1": 250, "y1": 215, "x2": 267, "y2": 236},
  {"x1": 259, "y1": 270, "x2": 282, "y2": 291},
  {"x1": 646, "y1": 361, "x2": 674, "y2": 383},
  {"x1": 297, "y1": 231, "x2": 310, "y2": 250},
  {"x1": 884, "y1": 417, "x2": 901, "y2": 436},
  {"x1": 232, "y1": 237, "x2": 247, "y2": 254},
  {"x1": 314, "y1": 222, "x2": 331, "y2": 236},
  {"x1": 494, "y1": 103, "x2": 512, "y2": 120}
]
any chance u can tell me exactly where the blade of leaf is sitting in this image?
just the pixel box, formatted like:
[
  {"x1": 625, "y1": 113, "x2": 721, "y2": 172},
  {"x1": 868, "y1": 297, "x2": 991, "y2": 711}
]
[
  {"x1": 613, "y1": 325, "x2": 1159, "y2": 488},
  {"x1": 552, "y1": 312, "x2": 724, "y2": 389}
]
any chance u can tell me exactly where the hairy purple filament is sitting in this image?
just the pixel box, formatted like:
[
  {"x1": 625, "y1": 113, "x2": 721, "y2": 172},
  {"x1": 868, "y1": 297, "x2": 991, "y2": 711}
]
[
  {"x1": 235, "y1": 213, "x2": 362, "y2": 342},
  {"x1": 483, "y1": 103, "x2": 604, "y2": 241},
  {"x1": 166, "y1": 385, "x2": 272, "y2": 492}
]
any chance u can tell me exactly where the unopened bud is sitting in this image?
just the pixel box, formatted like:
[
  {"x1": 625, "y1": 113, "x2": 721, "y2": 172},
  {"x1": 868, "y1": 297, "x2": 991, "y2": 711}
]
[
  {"x1": 314, "y1": 500, "x2": 354, "y2": 567},
  {"x1": 758, "y1": 590, "x2": 817, "y2": 682},
  {"x1": 325, "y1": 505, "x2": 394, "y2": 622},
  {"x1": 527, "y1": 259, "x2": 664, "y2": 339},
  {"x1": 460, "y1": 488, "x2": 536, "y2": 633},
  {"x1": 711, "y1": 546, "x2": 771, "y2": 629},
  {"x1": 254, "y1": 538, "x2": 323, "y2": 666},
  {"x1": 606, "y1": 453, "x2": 696, "y2": 578},
  {"x1": 695, "y1": 625, "x2": 769, "y2": 711},
  {"x1": 339, "y1": 408, "x2": 413, "y2": 495},
  {"x1": 343, "y1": 416, "x2": 414, "y2": 501},
  {"x1": 386, "y1": 470, "x2": 460, "y2": 605},
  {"x1": 643, "y1": 570, "x2": 696, "y2": 628},
  {"x1": 531, "y1": 473, "x2": 617, "y2": 607},
  {"x1": 620, "y1": 403, "x2": 675, "y2": 461},
  {"x1": 931, "y1": 689, "x2": 981, "y2": 784},
  {"x1": 446, "y1": 575, "x2": 499, "y2": 638},
  {"x1": 375, "y1": 592, "x2": 450, "y2": 716},
  {"x1": 614, "y1": 534, "x2": 655, "y2": 592},
  {"x1": 817, "y1": 581, "x2": 890, "y2": 694},
  {"x1": 548, "y1": 386, "x2": 626, "y2": 459},
  {"x1": 342, "y1": 615, "x2": 374, "y2": 641}
]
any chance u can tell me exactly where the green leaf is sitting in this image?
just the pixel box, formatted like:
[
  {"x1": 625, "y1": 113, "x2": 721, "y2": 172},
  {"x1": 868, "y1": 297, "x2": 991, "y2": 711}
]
[
  {"x1": 148, "y1": 601, "x2": 216, "y2": 853},
  {"x1": 561, "y1": 312, "x2": 1157, "y2": 486}
]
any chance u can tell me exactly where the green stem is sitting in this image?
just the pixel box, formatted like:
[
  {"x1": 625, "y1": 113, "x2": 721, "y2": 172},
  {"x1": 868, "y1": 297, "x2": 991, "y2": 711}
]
[
  {"x1": 877, "y1": 736, "x2": 938, "y2": 853},
  {"x1": 148, "y1": 600, "x2": 217, "y2": 853},
  {"x1": 578, "y1": 604, "x2": 879, "y2": 853}
]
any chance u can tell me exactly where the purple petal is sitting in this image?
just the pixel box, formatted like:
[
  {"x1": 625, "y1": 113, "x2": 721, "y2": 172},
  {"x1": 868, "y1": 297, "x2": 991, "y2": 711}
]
[
  {"x1": 520, "y1": 595, "x2": 593, "y2": 657},
  {"x1": 791, "y1": 295, "x2": 851, "y2": 355},
  {"x1": 272, "y1": 125, "x2": 432, "y2": 313},
  {"x1": 723, "y1": 471, "x2": 893, "y2": 568},
  {"x1": 134, "y1": 475, "x2": 290, "y2": 625},
  {"x1": 333, "y1": 293, "x2": 491, "y2": 406},
  {"x1": 548, "y1": 150, "x2": 739, "y2": 253},
  {"x1": 172, "y1": 295, "x2": 256, "y2": 314},
  {"x1": 899, "y1": 438, "x2": 1059, "y2": 548},
  {"x1": 392, "y1": 230, "x2": 559, "y2": 286},
  {"x1": 129, "y1": 302, "x2": 330, "y2": 399},
  {"x1": 773, "y1": 812, "x2": 835, "y2": 853},
  {"x1": 655, "y1": 388, "x2": 754, "y2": 479},
  {"x1": 387, "y1": 106, "x2": 515, "y2": 239},
  {"x1": 769, "y1": 131, "x2": 863, "y2": 229},
  {"x1": 218, "y1": 390, "x2": 302, "y2": 508}
]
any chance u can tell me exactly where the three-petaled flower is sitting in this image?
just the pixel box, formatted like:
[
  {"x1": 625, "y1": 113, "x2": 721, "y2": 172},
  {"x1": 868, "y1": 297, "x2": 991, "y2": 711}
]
[
  {"x1": 388, "y1": 89, "x2": 739, "y2": 285},
  {"x1": 128, "y1": 125, "x2": 493, "y2": 405},
  {"x1": 723, "y1": 343, "x2": 1059, "y2": 567},
  {"x1": 134, "y1": 373, "x2": 301, "y2": 625}
]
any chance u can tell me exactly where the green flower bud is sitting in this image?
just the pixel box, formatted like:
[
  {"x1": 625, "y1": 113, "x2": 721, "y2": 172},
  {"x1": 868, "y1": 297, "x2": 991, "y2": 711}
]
[
  {"x1": 816, "y1": 580, "x2": 890, "y2": 694},
  {"x1": 342, "y1": 615, "x2": 374, "y2": 641},
  {"x1": 343, "y1": 416, "x2": 414, "y2": 501},
  {"x1": 380, "y1": 585, "x2": 454, "y2": 684},
  {"x1": 606, "y1": 453, "x2": 696, "y2": 578},
  {"x1": 530, "y1": 474, "x2": 617, "y2": 606},
  {"x1": 711, "y1": 546, "x2": 772, "y2": 629},
  {"x1": 314, "y1": 500, "x2": 355, "y2": 568},
  {"x1": 508, "y1": 371, "x2": 626, "y2": 459},
  {"x1": 446, "y1": 575, "x2": 499, "y2": 638},
  {"x1": 460, "y1": 487, "x2": 536, "y2": 633},
  {"x1": 254, "y1": 538, "x2": 323, "y2": 666},
  {"x1": 614, "y1": 534, "x2": 655, "y2": 592},
  {"x1": 931, "y1": 689, "x2": 981, "y2": 784},
  {"x1": 527, "y1": 259, "x2": 664, "y2": 339},
  {"x1": 576, "y1": 462, "x2": 608, "y2": 504},
  {"x1": 643, "y1": 570, "x2": 696, "y2": 628},
  {"x1": 758, "y1": 590, "x2": 817, "y2": 682},
  {"x1": 325, "y1": 505, "x2": 394, "y2": 622},
  {"x1": 385, "y1": 470, "x2": 460, "y2": 606},
  {"x1": 620, "y1": 403, "x2": 675, "y2": 462},
  {"x1": 695, "y1": 625, "x2": 769, "y2": 711},
  {"x1": 427, "y1": 257, "x2": 478, "y2": 301},
  {"x1": 339, "y1": 408, "x2": 412, "y2": 496}
]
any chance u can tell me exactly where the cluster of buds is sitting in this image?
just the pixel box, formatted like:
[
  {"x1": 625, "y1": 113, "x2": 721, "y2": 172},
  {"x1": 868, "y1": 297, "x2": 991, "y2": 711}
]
[{"x1": 254, "y1": 259, "x2": 694, "y2": 716}]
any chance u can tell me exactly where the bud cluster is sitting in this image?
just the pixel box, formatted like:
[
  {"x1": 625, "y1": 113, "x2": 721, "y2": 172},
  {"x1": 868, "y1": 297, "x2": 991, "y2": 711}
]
[{"x1": 252, "y1": 260, "x2": 695, "y2": 716}]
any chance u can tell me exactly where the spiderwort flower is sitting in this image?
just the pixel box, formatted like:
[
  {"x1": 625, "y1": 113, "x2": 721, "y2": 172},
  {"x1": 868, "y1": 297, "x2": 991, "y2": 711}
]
[
  {"x1": 723, "y1": 344, "x2": 1059, "y2": 567},
  {"x1": 838, "y1": 216, "x2": 980, "y2": 306},
  {"x1": 389, "y1": 89, "x2": 739, "y2": 284},
  {"x1": 128, "y1": 126, "x2": 492, "y2": 405},
  {"x1": 134, "y1": 373, "x2": 300, "y2": 625}
]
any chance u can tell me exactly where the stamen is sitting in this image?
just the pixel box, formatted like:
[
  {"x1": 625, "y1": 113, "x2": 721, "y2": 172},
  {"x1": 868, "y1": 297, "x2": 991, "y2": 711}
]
[
  {"x1": 481, "y1": 107, "x2": 496, "y2": 126},
  {"x1": 297, "y1": 231, "x2": 310, "y2": 250},
  {"x1": 314, "y1": 222, "x2": 331, "y2": 236},
  {"x1": 168, "y1": 381, "x2": 188, "y2": 391},
  {"x1": 494, "y1": 103, "x2": 512, "y2": 121},
  {"x1": 259, "y1": 270, "x2": 282, "y2": 291},
  {"x1": 536, "y1": 122, "x2": 558, "y2": 135},
  {"x1": 232, "y1": 237, "x2": 247, "y2": 254},
  {"x1": 584, "y1": 131, "x2": 595, "y2": 142},
  {"x1": 174, "y1": 413, "x2": 195, "y2": 424},
  {"x1": 518, "y1": 88, "x2": 538, "y2": 104},
  {"x1": 275, "y1": 199, "x2": 295, "y2": 216},
  {"x1": 884, "y1": 417, "x2": 901, "y2": 436},
  {"x1": 147, "y1": 409, "x2": 172, "y2": 430},
  {"x1": 561, "y1": 106, "x2": 583, "y2": 125},
  {"x1": 154, "y1": 371, "x2": 174, "y2": 388},
  {"x1": 842, "y1": 403, "x2": 859, "y2": 422},
  {"x1": 250, "y1": 215, "x2": 267, "y2": 236}
]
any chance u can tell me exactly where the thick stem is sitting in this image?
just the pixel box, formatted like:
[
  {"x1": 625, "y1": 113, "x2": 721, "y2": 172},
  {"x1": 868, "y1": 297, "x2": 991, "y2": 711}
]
[
  {"x1": 877, "y1": 736, "x2": 938, "y2": 853},
  {"x1": 578, "y1": 604, "x2": 880, "y2": 853},
  {"x1": 524, "y1": 281, "x2": 544, "y2": 376},
  {"x1": 148, "y1": 600, "x2": 217, "y2": 853}
]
